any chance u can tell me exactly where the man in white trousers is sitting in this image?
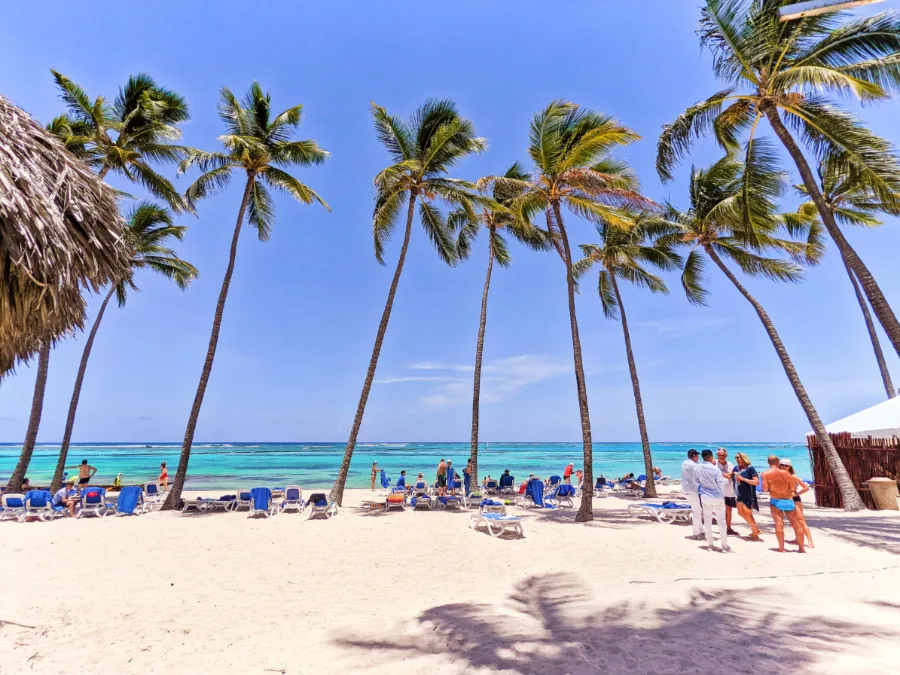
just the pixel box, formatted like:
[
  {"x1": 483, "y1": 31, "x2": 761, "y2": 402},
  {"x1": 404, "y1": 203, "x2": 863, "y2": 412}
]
[
  {"x1": 696, "y1": 449, "x2": 730, "y2": 552},
  {"x1": 681, "y1": 449, "x2": 702, "y2": 539}
]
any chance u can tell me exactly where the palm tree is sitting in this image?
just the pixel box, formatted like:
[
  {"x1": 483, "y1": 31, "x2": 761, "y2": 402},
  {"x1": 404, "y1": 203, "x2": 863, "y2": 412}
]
[
  {"x1": 572, "y1": 215, "x2": 682, "y2": 499},
  {"x1": 50, "y1": 70, "x2": 191, "y2": 210},
  {"x1": 657, "y1": 0, "x2": 900, "y2": 360},
  {"x1": 795, "y1": 157, "x2": 898, "y2": 399},
  {"x1": 162, "y1": 83, "x2": 329, "y2": 509},
  {"x1": 49, "y1": 202, "x2": 198, "y2": 492},
  {"x1": 330, "y1": 100, "x2": 487, "y2": 506},
  {"x1": 500, "y1": 100, "x2": 650, "y2": 522},
  {"x1": 451, "y1": 163, "x2": 549, "y2": 490},
  {"x1": 657, "y1": 145, "x2": 866, "y2": 511},
  {"x1": 4, "y1": 343, "x2": 50, "y2": 492}
]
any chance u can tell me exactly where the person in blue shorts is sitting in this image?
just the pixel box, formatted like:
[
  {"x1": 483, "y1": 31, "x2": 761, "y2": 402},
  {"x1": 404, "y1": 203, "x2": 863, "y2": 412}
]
[{"x1": 762, "y1": 455, "x2": 805, "y2": 553}]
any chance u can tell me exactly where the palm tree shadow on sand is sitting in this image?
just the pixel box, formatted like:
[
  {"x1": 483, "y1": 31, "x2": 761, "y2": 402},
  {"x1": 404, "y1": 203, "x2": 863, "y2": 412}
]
[{"x1": 335, "y1": 573, "x2": 895, "y2": 674}]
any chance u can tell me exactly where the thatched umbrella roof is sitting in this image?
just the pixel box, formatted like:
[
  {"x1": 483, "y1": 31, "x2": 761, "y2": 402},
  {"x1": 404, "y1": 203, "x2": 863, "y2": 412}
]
[{"x1": 0, "y1": 94, "x2": 131, "y2": 375}]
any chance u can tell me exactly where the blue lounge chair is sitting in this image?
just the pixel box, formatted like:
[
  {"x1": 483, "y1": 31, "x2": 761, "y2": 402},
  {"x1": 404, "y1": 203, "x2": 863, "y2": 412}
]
[
  {"x1": 549, "y1": 483, "x2": 576, "y2": 508},
  {"x1": 0, "y1": 493, "x2": 26, "y2": 522},
  {"x1": 248, "y1": 487, "x2": 276, "y2": 518},
  {"x1": 144, "y1": 482, "x2": 163, "y2": 508},
  {"x1": 518, "y1": 477, "x2": 553, "y2": 508},
  {"x1": 547, "y1": 475, "x2": 561, "y2": 488},
  {"x1": 307, "y1": 492, "x2": 337, "y2": 519},
  {"x1": 116, "y1": 486, "x2": 145, "y2": 516},
  {"x1": 380, "y1": 469, "x2": 392, "y2": 489},
  {"x1": 484, "y1": 479, "x2": 499, "y2": 494},
  {"x1": 22, "y1": 490, "x2": 63, "y2": 521},
  {"x1": 78, "y1": 487, "x2": 113, "y2": 518},
  {"x1": 234, "y1": 488, "x2": 253, "y2": 511},
  {"x1": 437, "y1": 495, "x2": 463, "y2": 510},
  {"x1": 479, "y1": 498, "x2": 507, "y2": 515},
  {"x1": 498, "y1": 474, "x2": 515, "y2": 495},
  {"x1": 627, "y1": 501, "x2": 692, "y2": 523},
  {"x1": 282, "y1": 485, "x2": 304, "y2": 513}
]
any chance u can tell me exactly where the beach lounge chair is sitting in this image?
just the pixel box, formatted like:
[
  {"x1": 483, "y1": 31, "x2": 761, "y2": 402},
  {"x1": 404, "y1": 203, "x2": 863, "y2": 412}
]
[
  {"x1": 0, "y1": 493, "x2": 26, "y2": 522},
  {"x1": 517, "y1": 478, "x2": 554, "y2": 508},
  {"x1": 384, "y1": 489, "x2": 407, "y2": 511},
  {"x1": 410, "y1": 489, "x2": 433, "y2": 510},
  {"x1": 469, "y1": 511, "x2": 524, "y2": 538},
  {"x1": 547, "y1": 475, "x2": 561, "y2": 488},
  {"x1": 484, "y1": 479, "x2": 499, "y2": 495},
  {"x1": 115, "y1": 486, "x2": 145, "y2": 516},
  {"x1": 627, "y1": 501, "x2": 692, "y2": 524},
  {"x1": 248, "y1": 487, "x2": 277, "y2": 518},
  {"x1": 144, "y1": 482, "x2": 164, "y2": 509},
  {"x1": 21, "y1": 490, "x2": 62, "y2": 521},
  {"x1": 78, "y1": 487, "x2": 113, "y2": 518},
  {"x1": 233, "y1": 488, "x2": 253, "y2": 511},
  {"x1": 479, "y1": 498, "x2": 508, "y2": 515},
  {"x1": 548, "y1": 483, "x2": 576, "y2": 508},
  {"x1": 380, "y1": 469, "x2": 392, "y2": 490},
  {"x1": 498, "y1": 474, "x2": 515, "y2": 495},
  {"x1": 307, "y1": 492, "x2": 337, "y2": 519},
  {"x1": 437, "y1": 495, "x2": 463, "y2": 510},
  {"x1": 282, "y1": 485, "x2": 305, "y2": 513}
]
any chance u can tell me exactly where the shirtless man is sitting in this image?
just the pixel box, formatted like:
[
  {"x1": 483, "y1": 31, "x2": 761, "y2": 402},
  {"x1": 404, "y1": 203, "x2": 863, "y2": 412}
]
[
  {"x1": 66, "y1": 459, "x2": 97, "y2": 496},
  {"x1": 762, "y1": 455, "x2": 805, "y2": 553}
]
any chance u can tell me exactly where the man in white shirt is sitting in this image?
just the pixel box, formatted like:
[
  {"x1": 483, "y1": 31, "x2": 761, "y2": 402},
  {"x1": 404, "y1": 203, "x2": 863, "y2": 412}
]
[
  {"x1": 681, "y1": 449, "x2": 702, "y2": 539},
  {"x1": 716, "y1": 448, "x2": 740, "y2": 536},
  {"x1": 696, "y1": 449, "x2": 729, "y2": 551}
]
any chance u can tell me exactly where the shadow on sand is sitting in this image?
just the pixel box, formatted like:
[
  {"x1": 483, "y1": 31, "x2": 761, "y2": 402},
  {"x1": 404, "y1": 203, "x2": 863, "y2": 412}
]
[
  {"x1": 802, "y1": 511, "x2": 900, "y2": 555},
  {"x1": 335, "y1": 572, "x2": 895, "y2": 674}
]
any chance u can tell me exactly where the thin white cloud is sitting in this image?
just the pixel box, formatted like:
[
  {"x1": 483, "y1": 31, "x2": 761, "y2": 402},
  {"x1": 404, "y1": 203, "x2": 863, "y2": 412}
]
[
  {"x1": 636, "y1": 317, "x2": 729, "y2": 338},
  {"x1": 378, "y1": 354, "x2": 572, "y2": 410}
]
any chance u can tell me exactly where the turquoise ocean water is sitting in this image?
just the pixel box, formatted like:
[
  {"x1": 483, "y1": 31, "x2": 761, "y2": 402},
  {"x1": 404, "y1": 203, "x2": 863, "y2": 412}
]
[{"x1": 0, "y1": 441, "x2": 812, "y2": 490}]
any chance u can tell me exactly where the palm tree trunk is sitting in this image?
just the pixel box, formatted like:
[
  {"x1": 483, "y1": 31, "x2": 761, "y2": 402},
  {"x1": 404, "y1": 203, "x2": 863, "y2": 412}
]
[
  {"x1": 97, "y1": 166, "x2": 110, "y2": 180},
  {"x1": 708, "y1": 248, "x2": 866, "y2": 511},
  {"x1": 162, "y1": 176, "x2": 255, "y2": 510},
  {"x1": 330, "y1": 194, "x2": 417, "y2": 506},
  {"x1": 552, "y1": 202, "x2": 594, "y2": 522},
  {"x1": 50, "y1": 285, "x2": 117, "y2": 493},
  {"x1": 609, "y1": 272, "x2": 657, "y2": 498},
  {"x1": 469, "y1": 237, "x2": 495, "y2": 490},
  {"x1": 762, "y1": 105, "x2": 900, "y2": 361},
  {"x1": 844, "y1": 261, "x2": 895, "y2": 399},
  {"x1": 6, "y1": 342, "x2": 51, "y2": 492}
]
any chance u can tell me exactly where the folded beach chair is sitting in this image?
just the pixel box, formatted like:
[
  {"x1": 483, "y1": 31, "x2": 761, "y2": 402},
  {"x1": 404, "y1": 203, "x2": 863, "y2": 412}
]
[
  {"x1": 78, "y1": 487, "x2": 113, "y2": 518},
  {"x1": 384, "y1": 489, "x2": 407, "y2": 511},
  {"x1": 248, "y1": 487, "x2": 277, "y2": 518},
  {"x1": 21, "y1": 490, "x2": 62, "y2": 521},
  {"x1": 116, "y1": 486, "x2": 145, "y2": 516},
  {"x1": 469, "y1": 511, "x2": 524, "y2": 538},
  {"x1": 307, "y1": 492, "x2": 337, "y2": 519},
  {"x1": 380, "y1": 469, "x2": 392, "y2": 490},
  {"x1": 627, "y1": 501, "x2": 692, "y2": 524},
  {"x1": 282, "y1": 485, "x2": 305, "y2": 513},
  {"x1": 498, "y1": 474, "x2": 515, "y2": 495},
  {"x1": 0, "y1": 493, "x2": 26, "y2": 522},
  {"x1": 233, "y1": 488, "x2": 253, "y2": 511},
  {"x1": 144, "y1": 482, "x2": 164, "y2": 508}
]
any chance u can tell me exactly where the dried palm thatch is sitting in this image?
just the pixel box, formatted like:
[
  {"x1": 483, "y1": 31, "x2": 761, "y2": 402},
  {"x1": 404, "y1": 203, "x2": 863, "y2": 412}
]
[{"x1": 0, "y1": 94, "x2": 131, "y2": 376}]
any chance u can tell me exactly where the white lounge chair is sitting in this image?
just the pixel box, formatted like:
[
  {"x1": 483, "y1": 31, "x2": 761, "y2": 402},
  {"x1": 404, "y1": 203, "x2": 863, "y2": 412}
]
[
  {"x1": 22, "y1": 491, "x2": 64, "y2": 522},
  {"x1": 1, "y1": 493, "x2": 26, "y2": 522},
  {"x1": 248, "y1": 488, "x2": 277, "y2": 518},
  {"x1": 384, "y1": 489, "x2": 407, "y2": 511},
  {"x1": 233, "y1": 488, "x2": 253, "y2": 511},
  {"x1": 469, "y1": 512, "x2": 524, "y2": 538},
  {"x1": 627, "y1": 502, "x2": 692, "y2": 524},
  {"x1": 281, "y1": 485, "x2": 304, "y2": 513},
  {"x1": 308, "y1": 495, "x2": 337, "y2": 519},
  {"x1": 77, "y1": 487, "x2": 113, "y2": 518},
  {"x1": 144, "y1": 482, "x2": 164, "y2": 510}
]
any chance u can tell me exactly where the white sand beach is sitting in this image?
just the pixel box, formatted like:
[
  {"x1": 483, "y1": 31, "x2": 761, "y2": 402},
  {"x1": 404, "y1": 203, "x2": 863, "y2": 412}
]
[{"x1": 3, "y1": 489, "x2": 900, "y2": 675}]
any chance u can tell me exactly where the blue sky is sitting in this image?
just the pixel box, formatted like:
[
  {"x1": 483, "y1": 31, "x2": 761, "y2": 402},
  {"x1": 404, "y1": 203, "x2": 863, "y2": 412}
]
[{"x1": 1, "y1": 1, "x2": 898, "y2": 443}]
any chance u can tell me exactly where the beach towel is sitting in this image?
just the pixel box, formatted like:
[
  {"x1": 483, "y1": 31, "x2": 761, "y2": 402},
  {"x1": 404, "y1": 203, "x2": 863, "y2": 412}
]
[
  {"x1": 307, "y1": 492, "x2": 327, "y2": 507},
  {"x1": 558, "y1": 484, "x2": 576, "y2": 497},
  {"x1": 480, "y1": 499, "x2": 503, "y2": 507},
  {"x1": 117, "y1": 486, "x2": 143, "y2": 515},
  {"x1": 380, "y1": 469, "x2": 391, "y2": 489},
  {"x1": 250, "y1": 487, "x2": 272, "y2": 511}
]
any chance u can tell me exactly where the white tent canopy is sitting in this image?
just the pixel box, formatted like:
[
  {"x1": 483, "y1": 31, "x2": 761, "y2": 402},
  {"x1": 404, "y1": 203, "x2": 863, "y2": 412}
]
[{"x1": 814, "y1": 397, "x2": 900, "y2": 439}]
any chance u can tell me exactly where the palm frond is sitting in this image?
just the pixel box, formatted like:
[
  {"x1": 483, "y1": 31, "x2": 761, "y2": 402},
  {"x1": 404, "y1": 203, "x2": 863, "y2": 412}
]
[{"x1": 247, "y1": 178, "x2": 275, "y2": 241}]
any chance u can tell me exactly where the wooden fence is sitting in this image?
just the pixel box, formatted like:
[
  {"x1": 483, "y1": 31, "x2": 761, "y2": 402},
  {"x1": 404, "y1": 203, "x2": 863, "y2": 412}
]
[{"x1": 807, "y1": 432, "x2": 900, "y2": 509}]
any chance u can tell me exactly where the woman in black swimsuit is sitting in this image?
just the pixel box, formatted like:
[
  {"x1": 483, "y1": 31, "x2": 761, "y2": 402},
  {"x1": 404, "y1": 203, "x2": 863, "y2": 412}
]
[{"x1": 733, "y1": 453, "x2": 761, "y2": 541}]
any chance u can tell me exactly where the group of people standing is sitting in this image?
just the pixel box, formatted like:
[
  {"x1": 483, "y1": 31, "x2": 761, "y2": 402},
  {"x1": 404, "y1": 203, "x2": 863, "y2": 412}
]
[{"x1": 681, "y1": 448, "x2": 813, "y2": 553}]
